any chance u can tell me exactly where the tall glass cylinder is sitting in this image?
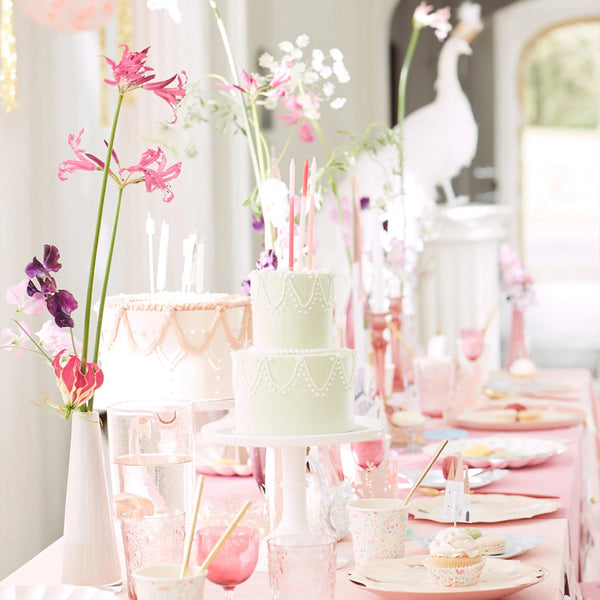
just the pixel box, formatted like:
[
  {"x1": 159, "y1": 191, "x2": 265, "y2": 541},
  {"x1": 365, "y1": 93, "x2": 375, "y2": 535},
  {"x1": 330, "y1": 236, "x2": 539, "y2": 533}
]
[
  {"x1": 106, "y1": 400, "x2": 195, "y2": 527},
  {"x1": 506, "y1": 305, "x2": 527, "y2": 369}
]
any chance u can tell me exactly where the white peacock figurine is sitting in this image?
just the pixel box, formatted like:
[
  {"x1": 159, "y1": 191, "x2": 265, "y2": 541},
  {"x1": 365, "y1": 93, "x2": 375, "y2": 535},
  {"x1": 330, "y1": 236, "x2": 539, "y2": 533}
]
[{"x1": 403, "y1": 1, "x2": 484, "y2": 206}]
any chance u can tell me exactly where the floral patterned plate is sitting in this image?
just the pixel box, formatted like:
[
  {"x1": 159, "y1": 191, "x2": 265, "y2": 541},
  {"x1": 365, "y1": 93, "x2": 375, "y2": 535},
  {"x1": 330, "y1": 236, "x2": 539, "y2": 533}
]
[{"x1": 348, "y1": 556, "x2": 547, "y2": 600}]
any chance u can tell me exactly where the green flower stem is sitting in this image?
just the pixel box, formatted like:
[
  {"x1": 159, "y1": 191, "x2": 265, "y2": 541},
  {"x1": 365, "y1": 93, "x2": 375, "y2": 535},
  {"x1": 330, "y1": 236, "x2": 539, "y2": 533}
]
[
  {"x1": 208, "y1": 0, "x2": 263, "y2": 191},
  {"x1": 91, "y1": 187, "x2": 124, "y2": 382},
  {"x1": 313, "y1": 120, "x2": 353, "y2": 267},
  {"x1": 82, "y1": 93, "x2": 123, "y2": 363},
  {"x1": 396, "y1": 23, "x2": 422, "y2": 197}
]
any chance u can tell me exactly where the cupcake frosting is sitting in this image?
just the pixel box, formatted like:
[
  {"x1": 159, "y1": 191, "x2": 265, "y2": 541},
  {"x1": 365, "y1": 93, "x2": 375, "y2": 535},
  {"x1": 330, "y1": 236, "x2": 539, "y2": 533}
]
[{"x1": 429, "y1": 527, "x2": 481, "y2": 558}]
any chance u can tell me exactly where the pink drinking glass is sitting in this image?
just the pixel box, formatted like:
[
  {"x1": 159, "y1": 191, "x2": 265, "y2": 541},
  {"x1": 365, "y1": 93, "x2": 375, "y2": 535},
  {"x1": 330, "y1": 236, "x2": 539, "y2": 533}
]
[
  {"x1": 460, "y1": 328, "x2": 485, "y2": 361},
  {"x1": 196, "y1": 526, "x2": 259, "y2": 599},
  {"x1": 351, "y1": 438, "x2": 385, "y2": 471}
]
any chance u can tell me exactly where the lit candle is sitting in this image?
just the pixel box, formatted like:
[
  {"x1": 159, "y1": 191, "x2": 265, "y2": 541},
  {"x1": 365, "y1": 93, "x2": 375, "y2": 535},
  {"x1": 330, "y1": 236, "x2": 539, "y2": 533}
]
[
  {"x1": 307, "y1": 157, "x2": 316, "y2": 270},
  {"x1": 146, "y1": 213, "x2": 155, "y2": 294},
  {"x1": 288, "y1": 159, "x2": 295, "y2": 271},
  {"x1": 156, "y1": 220, "x2": 169, "y2": 292},
  {"x1": 371, "y1": 213, "x2": 384, "y2": 313},
  {"x1": 298, "y1": 158, "x2": 309, "y2": 273}
]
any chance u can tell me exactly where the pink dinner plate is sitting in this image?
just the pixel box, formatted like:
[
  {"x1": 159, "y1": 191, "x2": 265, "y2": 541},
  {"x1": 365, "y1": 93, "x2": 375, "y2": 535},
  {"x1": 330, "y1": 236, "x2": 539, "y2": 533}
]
[
  {"x1": 447, "y1": 405, "x2": 586, "y2": 431},
  {"x1": 348, "y1": 556, "x2": 547, "y2": 599}
]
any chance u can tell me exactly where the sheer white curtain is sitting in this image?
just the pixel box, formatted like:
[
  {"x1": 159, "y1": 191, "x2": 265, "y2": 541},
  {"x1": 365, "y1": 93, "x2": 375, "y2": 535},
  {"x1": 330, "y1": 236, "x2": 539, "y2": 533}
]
[{"x1": 0, "y1": 1, "x2": 251, "y2": 577}]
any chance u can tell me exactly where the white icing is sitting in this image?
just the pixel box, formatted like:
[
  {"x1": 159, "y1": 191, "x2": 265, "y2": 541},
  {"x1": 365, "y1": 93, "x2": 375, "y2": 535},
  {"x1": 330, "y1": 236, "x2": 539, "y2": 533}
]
[
  {"x1": 509, "y1": 357, "x2": 537, "y2": 377},
  {"x1": 95, "y1": 292, "x2": 252, "y2": 408},
  {"x1": 429, "y1": 527, "x2": 481, "y2": 558}
]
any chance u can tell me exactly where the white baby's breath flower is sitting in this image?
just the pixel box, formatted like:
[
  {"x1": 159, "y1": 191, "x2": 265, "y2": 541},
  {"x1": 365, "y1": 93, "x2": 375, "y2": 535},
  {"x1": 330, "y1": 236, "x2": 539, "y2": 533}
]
[
  {"x1": 296, "y1": 34, "x2": 310, "y2": 48},
  {"x1": 279, "y1": 41, "x2": 294, "y2": 53},
  {"x1": 320, "y1": 66, "x2": 333, "y2": 79},
  {"x1": 263, "y1": 97, "x2": 277, "y2": 110},
  {"x1": 323, "y1": 82, "x2": 335, "y2": 97},
  {"x1": 330, "y1": 48, "x2": 344, "y2": 61},
  {"x1": 291, "y1": 47, "x2": 303, "y2": 60},
  {"x1": 299, "y1": 94, "x2": 320, "y2": 120},
  {"x1": 258, "y1": 52, "x2": 274, "y2": 69},
  {"x1": 304, "y1": 70, "x2": 319, "y2": 84},
  {"x1": 312, "y1": 49, "x2": 324, "y2": 63},
  {"x1": 259, "y1": 178, "x2": 289, "y2": 230},
  {"x1": 333, "y1": 62, "x2": 350, "y2": 83},
  {"x1": 330, "y1": 97, "x2": 346, "y2": 109}
]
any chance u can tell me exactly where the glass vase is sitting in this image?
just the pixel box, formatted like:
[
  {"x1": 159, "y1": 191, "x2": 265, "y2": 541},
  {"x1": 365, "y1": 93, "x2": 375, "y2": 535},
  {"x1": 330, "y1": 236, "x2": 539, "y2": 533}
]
[
  {"x1": 388, "y1": 297, "x2": 405, "y2": 393},
  {"x1": 506, "y1": 305, "x2": 527, "y2": 369},
  {"x1": 62, "y1": 410, "x2": 122, "y2": 587}
]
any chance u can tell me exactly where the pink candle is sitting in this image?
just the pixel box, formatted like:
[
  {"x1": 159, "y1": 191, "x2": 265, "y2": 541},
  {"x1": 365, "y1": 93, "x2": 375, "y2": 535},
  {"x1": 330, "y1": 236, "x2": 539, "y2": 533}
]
[
  {"x1": 298, "y1": 158, "x2": 309, "y2": 273},
  {"x1": 307, "y1": 157, "x2": 316, "y2": 270},
  {"x1": 288, "y1": 159, "x2": 295, "y2": 271}
]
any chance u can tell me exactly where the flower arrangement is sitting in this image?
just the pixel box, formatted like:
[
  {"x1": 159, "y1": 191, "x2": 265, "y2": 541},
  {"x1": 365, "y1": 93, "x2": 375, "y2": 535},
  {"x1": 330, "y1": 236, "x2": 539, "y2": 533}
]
[
  {"x1": 172, "y1": 0, "x2": 350, "y2": 250},
  {"x1": 499, "y1": 243, "x2": 535, "y2": 309},
  {"x1": 1, "y1": 45, "x2": 186, "y2": 418}
]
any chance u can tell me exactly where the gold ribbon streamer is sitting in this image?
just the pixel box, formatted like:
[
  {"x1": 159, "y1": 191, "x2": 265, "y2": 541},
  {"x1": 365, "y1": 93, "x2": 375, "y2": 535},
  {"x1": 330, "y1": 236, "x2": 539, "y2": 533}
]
[
  {"x1": 0, "y1": 0, "x2": 17, "y2": 112},
  {"x1": 99, "y1": 27, "x2": 109, "y2": 126}
]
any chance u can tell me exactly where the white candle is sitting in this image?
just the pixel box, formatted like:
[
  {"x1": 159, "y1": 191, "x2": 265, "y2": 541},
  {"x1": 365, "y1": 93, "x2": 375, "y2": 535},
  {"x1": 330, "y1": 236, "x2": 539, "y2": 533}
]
[
  {"x1": 181, "y1": 232, "x2": 196, "y2": 293},
  {"x1": 146, "y1": 213, "x2": 155, "y2": 294},
  {"x1": 371, "y1": 213, "x2": 384, "y2": 313},
  {"x1": 156, "y1": 220, "x2": 169, "y2": 292},
  {"x1": 194, "y1": 241, "x2": 205, "y2": 293}
]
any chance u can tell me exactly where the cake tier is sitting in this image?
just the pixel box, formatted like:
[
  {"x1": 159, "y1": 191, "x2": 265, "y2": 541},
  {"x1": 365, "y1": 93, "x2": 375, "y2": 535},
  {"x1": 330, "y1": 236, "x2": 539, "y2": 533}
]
[
  {"x1": 250, "y1": 269, "x2": 334, "y2": 350},
  {"x1": 233, "y1": 347, "x2": 356, "y2": 436},
  {"x1": 95, "y1": 292, "x2": 252, "y2": 408}
]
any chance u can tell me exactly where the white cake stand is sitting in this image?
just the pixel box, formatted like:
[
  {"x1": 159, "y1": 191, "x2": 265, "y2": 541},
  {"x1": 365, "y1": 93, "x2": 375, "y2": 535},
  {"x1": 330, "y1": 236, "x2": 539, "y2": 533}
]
[{"x1": 201, "y1": 416, "x2": 386, "y2": 571}]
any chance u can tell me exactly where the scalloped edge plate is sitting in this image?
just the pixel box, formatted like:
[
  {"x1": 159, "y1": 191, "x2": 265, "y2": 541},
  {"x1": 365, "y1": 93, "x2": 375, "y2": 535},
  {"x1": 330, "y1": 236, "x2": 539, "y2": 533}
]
[
  {"x1": 417, "y1": 533, "x2": 546, "y2": 559},
  {"x1": 401, "y1": 468, "x2": 509, "y2": 490},
  {"x1": 424, "y1": 435, "x2": 567, "y2": 469},
  {"x1": 348, "y1": 556, "x2": 547, "y2": 599},
  {"x1": 409, "y1": 493, "x2": 560, "y2": 523}
]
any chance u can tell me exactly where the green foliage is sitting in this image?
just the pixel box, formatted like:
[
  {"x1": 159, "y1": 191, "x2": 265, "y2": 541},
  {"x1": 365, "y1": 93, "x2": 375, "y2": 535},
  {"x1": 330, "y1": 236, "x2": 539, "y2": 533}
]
[{"x1": 522, "y1": 21, "x2": 599, "y2": 129}]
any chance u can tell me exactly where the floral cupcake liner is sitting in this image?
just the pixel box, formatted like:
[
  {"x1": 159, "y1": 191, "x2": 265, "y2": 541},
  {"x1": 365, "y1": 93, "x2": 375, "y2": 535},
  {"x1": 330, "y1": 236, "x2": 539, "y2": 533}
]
[{"x1": 424, "y1": 556, "x2": 486, "y2": 587}]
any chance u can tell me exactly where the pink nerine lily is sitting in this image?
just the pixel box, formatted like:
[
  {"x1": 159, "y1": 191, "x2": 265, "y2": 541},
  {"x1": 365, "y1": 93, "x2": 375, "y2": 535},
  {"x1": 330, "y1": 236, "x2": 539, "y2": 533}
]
[
  {"x1": 121, "y1": 147, "x2": 182, "y2": 202},
  {"x1": 103, "y1": 45, "x2": 155, "y2": 92},
  {"x1": 144, "y1": 71, "x2": 188, "y2": 123},
  {"x1": 52, "y1": 350, "x2": 104, "y2": 417},
  {"x1": 57, "y1": 129, "x2": 99, "y2": 181}
]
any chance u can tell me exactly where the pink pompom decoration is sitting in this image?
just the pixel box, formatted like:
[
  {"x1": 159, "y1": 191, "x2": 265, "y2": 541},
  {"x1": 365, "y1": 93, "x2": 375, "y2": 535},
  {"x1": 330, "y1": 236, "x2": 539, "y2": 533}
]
[{"x1": 16, "y1": 0, "x2": 116, "y2": 33}]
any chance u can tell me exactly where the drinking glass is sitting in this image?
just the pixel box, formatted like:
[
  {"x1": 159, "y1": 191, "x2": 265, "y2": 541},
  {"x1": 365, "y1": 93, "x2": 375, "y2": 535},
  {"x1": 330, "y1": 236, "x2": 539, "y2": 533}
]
[
  {"x1": 107, "y1": 400, "x2": 195, "y2": 527},
  {"x1": 459, "y1": 328, "x2": 486, "y2": 406},
  {"x1": 267, "y1": 534, "x2": 336, "y2": 600},
  {"x1": 196, "y1": 526, "x2": 259, "y2": 599},
  {"x1": 413, "y1": 356, "x2": 465, "y2": 439},
  {"x1": 351, "y1": 438, "x2": 385, "y2": 471},
  {"x1": 121, "y1": 510, "x2": 186, "y2": 600}
]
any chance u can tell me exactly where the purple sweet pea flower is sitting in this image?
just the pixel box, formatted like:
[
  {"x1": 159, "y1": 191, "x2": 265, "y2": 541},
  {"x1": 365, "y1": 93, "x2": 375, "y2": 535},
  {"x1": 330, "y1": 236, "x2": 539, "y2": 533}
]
[
  {"x1": 241, "y1": 278, "x2": 251, "y2": 296},
  {"x1": 25, "y1": 245, "x2": 78, "y2": 328},
  {"x1": 256, "y1": 249, "x2": 278, "y2": 270},
  {"x1": 360, "y1": 197, "x2": 370, "y2": 210},
  {"x1": 252, "y1": 214, "x2": 265, "y2": 232}
]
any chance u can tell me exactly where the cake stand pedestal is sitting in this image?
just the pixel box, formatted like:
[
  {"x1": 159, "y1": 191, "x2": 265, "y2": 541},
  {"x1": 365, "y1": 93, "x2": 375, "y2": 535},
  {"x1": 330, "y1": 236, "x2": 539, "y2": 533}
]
[{"x1": 201, "y1": 416, "x2": 386, "y2": 571}]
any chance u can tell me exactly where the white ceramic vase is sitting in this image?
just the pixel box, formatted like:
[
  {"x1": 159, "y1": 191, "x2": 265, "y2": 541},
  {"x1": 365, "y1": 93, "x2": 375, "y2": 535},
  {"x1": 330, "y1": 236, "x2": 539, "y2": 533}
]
[{"x1": 62, "y1": 410, "x2": 122, "y2": 587}]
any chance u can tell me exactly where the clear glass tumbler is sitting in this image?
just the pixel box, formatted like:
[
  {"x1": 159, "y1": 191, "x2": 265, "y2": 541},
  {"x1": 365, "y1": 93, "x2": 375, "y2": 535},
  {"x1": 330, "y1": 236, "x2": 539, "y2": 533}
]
[{"x1": 267, "y1": 534, "x2": 336, "y2": 600}]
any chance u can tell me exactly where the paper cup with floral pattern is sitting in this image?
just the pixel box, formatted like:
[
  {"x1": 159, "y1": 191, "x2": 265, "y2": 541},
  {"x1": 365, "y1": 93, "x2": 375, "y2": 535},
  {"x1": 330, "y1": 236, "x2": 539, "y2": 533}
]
[
  {"x1": 347, "y1": 498, "x2": 409, "y2": 565},
  {"x1": 134, "y1": 565, "x2": 206, "y2": 600}
]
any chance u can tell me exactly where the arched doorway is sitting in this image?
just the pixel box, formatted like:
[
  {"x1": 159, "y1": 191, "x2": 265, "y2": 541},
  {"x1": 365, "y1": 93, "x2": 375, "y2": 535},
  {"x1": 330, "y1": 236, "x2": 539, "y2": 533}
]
[{"x1": 520, "y1": 19, "x2": 600, "y2": 369}]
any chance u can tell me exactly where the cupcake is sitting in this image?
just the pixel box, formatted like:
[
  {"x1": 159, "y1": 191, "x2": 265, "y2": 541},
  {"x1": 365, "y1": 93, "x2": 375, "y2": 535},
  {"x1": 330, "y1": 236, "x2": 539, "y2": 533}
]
[
  {"x1": 509, "y1": 357, "x2": 538, "y2": 378},
  {"x1": 426, "y1": 527, "x2": 486, "y2": 587}
]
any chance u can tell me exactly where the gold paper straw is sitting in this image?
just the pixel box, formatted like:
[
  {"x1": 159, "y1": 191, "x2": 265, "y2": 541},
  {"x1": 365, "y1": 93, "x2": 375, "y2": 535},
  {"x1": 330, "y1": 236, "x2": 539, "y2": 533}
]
[
  {"x1": 0, "y1": 0, "x2": 17, "y2": 112},
  {"x1": 482, "y1": 301, "x2": 499, "y2": 336},
  {"x1": 388, "y1": 321, "x2": 416, "y2": 359},
  {"x1": 199, "y1": 500, "x2": 252, "y2": 572},
  {"x1": 180, "y1": 475, "x2": 205, "y2": 578},
  {"x1": 402, "y1": 439, "x2": 449, "y2": 507}
]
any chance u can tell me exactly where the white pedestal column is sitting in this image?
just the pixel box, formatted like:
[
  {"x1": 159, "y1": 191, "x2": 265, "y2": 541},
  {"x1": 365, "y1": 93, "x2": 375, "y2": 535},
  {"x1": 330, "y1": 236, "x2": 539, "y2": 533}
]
[{"x1": 415, "y1": 204, "x2": 514, "y2": 370}]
